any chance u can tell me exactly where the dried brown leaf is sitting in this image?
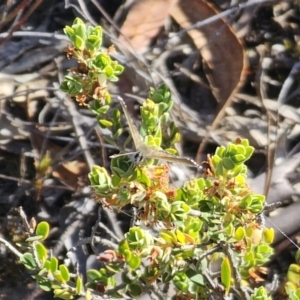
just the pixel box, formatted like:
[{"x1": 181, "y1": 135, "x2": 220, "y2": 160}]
[
  {"x1": 119, "y1": 0, "x2": 177, "y2": 52},
  {"x1": 171, "y1": 0, "x2": 246, "y2": 105}
]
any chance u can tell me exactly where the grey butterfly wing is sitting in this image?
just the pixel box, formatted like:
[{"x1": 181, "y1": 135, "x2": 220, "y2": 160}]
[
  {"x1": 144, "y1": 147, "x2": 201, "y2": 169},
  {"x1": 118, "y1": 97, "x2": 143, "y2": 150}
]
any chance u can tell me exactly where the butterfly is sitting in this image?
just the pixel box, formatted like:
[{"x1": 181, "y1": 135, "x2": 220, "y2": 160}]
[{"x1": 110, "y1": 97, "x2": 202, "y2": 170}]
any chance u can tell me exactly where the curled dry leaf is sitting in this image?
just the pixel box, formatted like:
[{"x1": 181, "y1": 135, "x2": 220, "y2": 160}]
[
  {"x1": 119, "y1": 0, "x2": 178, "y2": 52},
  {"x1": 170, "y1": 0, "x2": 246, "y2": 105}
]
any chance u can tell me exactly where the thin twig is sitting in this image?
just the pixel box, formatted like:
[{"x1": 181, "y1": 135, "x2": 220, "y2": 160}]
[
  {"x1": 258, "y1": 56, "x2": 277, "y2": 199},
  {"x1": 0, "y1": 30, "x2": 68, "y2": 40},
  {"x1": 98, "y1": 221, "x2": 122, "y2": 243},
  {"x1": 0, "y1": 0, "x2": 43, "y2": 47},
  {"x1": 0, "y1": 237, "x2": 23, "y2": 258},
  {"x1": 77, "y1": 0, "x2": 98, "y2": 26}
]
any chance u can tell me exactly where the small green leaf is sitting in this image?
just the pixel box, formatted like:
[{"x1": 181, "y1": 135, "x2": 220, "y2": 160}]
[
  {"x1": 173, "y1": 272, "x2": 189, "y2": 292},
  {"x1": 215, "y1": 146, "x2": 225, "y2": 158},
  {"x1": 244, "y1": 251, "x2": 255, "y2": 267},
  {"x1": 231, "y1": 154, "x2": 245, "y2": 164},
  {"x1": 74, "y1": 35, "x2": 84, "y2": 50},
  {"x1": 127, "y1": 253, "x2": 141, "y2": 270},
  {"x1": 44, "y1": 260, "x2": 51, "y2": 271},
  {"x1": 85, "y1": 35, "x2": 101, "y2": 51},
  {"x1": 165, "y1": 148, "x2": 177, "y2": 155},
  {"x1": 285, "y1": 282, "x2": 298, "y2": 296},
  {"x1": 295, "y1": 249, "x2": 300, "y2": 265},
  {"x1": 96, "y1": 105, "x2": 110, "y2": 114},
  {"x1": 230, "y1": 164, "x2": 243, "y2": 177},
  {"x1": 63, "y1": 26, "x2": 74, "y2": 41},
  {"x1": 114, "y1": 64, "x2": 124, "y2": 75},
  {"x1": 186, "y1": 268, "x2": 205, "y2": 286},
  {"x1": 20, "y1": 253, "x2": 37, "y2": 270},
  {"x1": 150, "y1": 93, "x2": 163, "y2": 102},
  {"x1": 74, "y1": 22, "x2": 87, "y2": 41},
  {"x1": 76, "y1": 276, "x2": 83, "y2": 295},
  {"x1": 25, "y1": 235, "x2": 44, "y2": 242},
  {"x1": 60, "y1": 264, "x2": 70, "y2": 282},
  {"x1": 35, "y1": 275, "x2": 52, "y2": 291},
  {"x1": 235, "y1": 227, "x2": 245, "y2": 241},
  {"x1": 287, "y1": 264, "x2": 300, "y2": 285},
  {"x1": 236, "y1": 144, "x2": 246, "y2": 155},
  {"x1": 53, "y1": 270, "x2": 65, "y2": 283},
  {"x1": 108, "y1": 75, "x2": 118, "y2": 82},
  {"x1": 50, "y1": 257, "x2": 58, "y2": 273},
  {"x1": 36, "y1": 152, "x2": 52, "y2": 174},
  {"x1": 92, "y1": 26, "x2": 102, "y2": 39},
  {"x1": 221, "y1": 257, "x2": 231, "y2": 295},
  {"x1": 128, "y1": 284, "x2": 142, "y2": 297},
  {"x1": 85, "y1": 290, "x2": 92, "y2": 300},
  {"x1": 35, "y1": 242, "x2": 48, "y2": 265},
  {"x1": 53, "y1": 288, "x2": 74, "y2": 299},
  {"x1": 176, "y1": 229, "x2": 186, "y2": 244},
  {"x1": 36, "y1": 221, "x2": 50, "y2": 241},
  {"x1": 110, "y1": 155, "x2": 137, "y2": 179},
  {"x1": 198, "y1": 200, "x2": 214, "y2": 212},
  {"x1": 227, "y1": 143, "x2": 238, "y2": 155},
  {"x1": 73, "y1": 17, "x2": 84, "y2": 26},
  {"x1": 244, "y1": 146, "x2": 255, "y2": 160},
  {"x1": 111, "y1": 174, "x2": 121, "y2": 187},
  {"x1": 98, "y1": 118, "x2": 113, "y2": 128},
  {"x1": 222, "y1": 157, "x2": 235, "y2": 170},
  {"x1": 250, "y1": 287, "x2": 271, "y2": 300},
  {"x1": 87, "y1": 269, "x2": 102, "y2": 282},
  {"x1": 294, "y1": 287, "x2": 300, "y2": 298},
  {"x1": 263, "y1": 228, "x2": 274, "y2": 244},
  {"x1": 104, "y1": 65, "x2": 114, "y2": 78},
  {"x1": 240, "y1": 138, "x2": 249, "y2": 146},
  {"x1": 215, "y1": 161, "x2": 224, "y2": 177}
]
